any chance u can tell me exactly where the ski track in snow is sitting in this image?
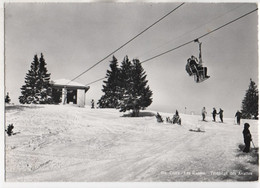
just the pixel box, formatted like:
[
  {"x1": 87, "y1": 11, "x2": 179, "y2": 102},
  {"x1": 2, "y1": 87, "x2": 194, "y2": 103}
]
[{"x1": 5, "y1": 105, "x2": 259, "y2": 182}]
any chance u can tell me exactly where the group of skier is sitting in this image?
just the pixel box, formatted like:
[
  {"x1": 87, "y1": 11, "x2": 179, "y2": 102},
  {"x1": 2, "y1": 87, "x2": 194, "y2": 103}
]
[
  {"x1": 156, "y1": 110, "x2": 181, "y2": 125},
  {"x1": 202, "y1": 107, "x2": 244, "y2": 126},
  {"x1": 201, "y1": 107, "x2": 253, "y2": 153},
  {"x1": 202, "y1": 107, "x2": 224, "y2": 123}
]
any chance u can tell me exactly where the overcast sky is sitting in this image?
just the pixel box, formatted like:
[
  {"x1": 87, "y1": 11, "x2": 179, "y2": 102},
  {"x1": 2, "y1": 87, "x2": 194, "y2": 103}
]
[{"x1": 4, "y1": 2, "x2": 258, "y2": 117}]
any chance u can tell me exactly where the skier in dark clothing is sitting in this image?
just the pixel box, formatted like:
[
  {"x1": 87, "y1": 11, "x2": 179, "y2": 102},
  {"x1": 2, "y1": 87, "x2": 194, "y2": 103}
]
[
  {"x1": 172, "y1": 110, "x2": 181, "y2": 125},
  {"x1": 156, "y1": 112, "x2": 163, "y2": 123},
  {"x1": 175, "y1": 110, "x2": 179, "y2": 117},
  {"x1": 212, "y1": 108, "x2": 217, "y2": 122},
  {"x1": 187, "y1": 56, "x2": 210, "y2": 82},
  {"x1": 6, "y1": 124, "x2": 14, "y2": 136},
  {"x1": 235, "y1": 110, "x2": 242, "y2": 125},
  {"x1": 91, "y1": 99, "x2": 95, "y2": 109},
  {"x1": 217, "y1": 108, "x2": 224, "y2": 123},
  {"x1": 243, "y1": 123, "x2": 252, "y2": 153},
  {"x1": 186, "y1": 59, "x2": 193, "y2": 76}
]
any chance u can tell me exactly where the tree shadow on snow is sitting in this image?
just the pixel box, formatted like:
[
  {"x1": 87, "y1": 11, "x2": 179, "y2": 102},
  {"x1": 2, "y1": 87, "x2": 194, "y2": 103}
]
[
  {"x1": 122, "y1": 111, "x2": 156, "y2": 117},
  {"x1": 220, "y1": 144, "x2": 259, "y2": 181},
  {"x1": 5, "y1": 105, "x2": 43, "y2": 112},
  {"x1": 221, "y1": 163, "x2": 258, "y2": 181},
  {"x1": 237, "y1": 144, "x2": 259, "y2": 165}
]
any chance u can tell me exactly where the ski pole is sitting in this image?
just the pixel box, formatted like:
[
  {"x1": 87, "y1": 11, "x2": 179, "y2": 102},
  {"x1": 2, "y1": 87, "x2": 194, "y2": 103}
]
[{"x1": 251, "y1": 140, "x2": 256, "y2": 148}]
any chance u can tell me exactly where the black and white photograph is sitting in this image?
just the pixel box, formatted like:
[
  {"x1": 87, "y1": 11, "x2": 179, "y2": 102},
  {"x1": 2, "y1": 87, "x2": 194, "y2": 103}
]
[{"x1": 2, "y1": 0, "x2": 259, "y2": 187}]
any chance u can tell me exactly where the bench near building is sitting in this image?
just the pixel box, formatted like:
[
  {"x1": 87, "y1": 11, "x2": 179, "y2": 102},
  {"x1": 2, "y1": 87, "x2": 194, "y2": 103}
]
[{"x1": 51, "y1": 79, "x2": 90, "y2": 107}]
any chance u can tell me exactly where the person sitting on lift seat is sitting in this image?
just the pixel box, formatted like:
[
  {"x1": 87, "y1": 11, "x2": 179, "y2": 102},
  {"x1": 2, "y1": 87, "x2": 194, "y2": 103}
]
[
  {"x1": 186, "y1": 39, "x2": 210, "y2": 82},
  {"x1": 188, "y1": 55, "x2": 210, "y2": 82}
]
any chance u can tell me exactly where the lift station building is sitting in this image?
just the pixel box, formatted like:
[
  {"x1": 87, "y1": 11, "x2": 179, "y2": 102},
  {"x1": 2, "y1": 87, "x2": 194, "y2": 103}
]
[{"x1": 51, "y1": 79, "x2": 90, "y2": 107}]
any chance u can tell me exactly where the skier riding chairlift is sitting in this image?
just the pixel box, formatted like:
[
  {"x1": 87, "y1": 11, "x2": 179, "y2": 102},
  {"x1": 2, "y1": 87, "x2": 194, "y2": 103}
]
[{"x1": 186, "y1": 39, "x2": 210, "y2": 83}]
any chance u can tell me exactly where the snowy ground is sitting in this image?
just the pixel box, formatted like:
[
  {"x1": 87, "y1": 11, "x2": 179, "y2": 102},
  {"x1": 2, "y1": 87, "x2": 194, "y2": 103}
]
[{"x1": 5, "y1": 105, "x2": 258, "y2": 182}]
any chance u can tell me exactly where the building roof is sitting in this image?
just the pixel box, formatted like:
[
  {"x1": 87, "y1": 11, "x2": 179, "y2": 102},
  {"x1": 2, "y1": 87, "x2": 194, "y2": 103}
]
[{"x1": 51, "y1": 79, "x2": 89, "y2": 90}]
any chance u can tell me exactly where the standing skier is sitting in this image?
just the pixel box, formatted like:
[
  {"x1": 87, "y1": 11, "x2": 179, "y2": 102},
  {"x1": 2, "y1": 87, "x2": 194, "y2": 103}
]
[
  {"x1": 235, "y1": 110, "x2": 242, "y2": 125},
  {"x1": 91, "y1": 99, "x2": 95, "y2": 109},
  {"x1": 202, "y1": 107, "x2": 207, "y2": 121},
  {"x1": 218, "y1": 108, "x2": 224, "y2": 123},
  {"x1": 212, "y1": 108, "x2": 217, "y2": 122},
  {"x1": 243, "y1": 123, "x2": 252, "y2": 153}
]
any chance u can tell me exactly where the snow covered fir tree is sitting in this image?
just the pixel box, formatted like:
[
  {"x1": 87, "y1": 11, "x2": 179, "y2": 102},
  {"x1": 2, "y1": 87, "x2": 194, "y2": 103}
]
[
  {"x1": 19, "y1": 53, "x2": 53, "y2": 104},
  {"x1": 118, "y1": 57, "x2": 153, "y2": 117},
  {"x1": 98, "y1": 56, "x2": 121, "y2": 108},
  {"x1": 99, "y1": 56, "x2": 153, "y2": 117},
  {"x1": 241, "y1": 79, "x2": 258, "y2": 119},
  {"x1": 37, "y1": 53, "x2": 52, "y2": 103},
  {"x1": 19, "y1": 54, "x2": 39, "y2": 104}
]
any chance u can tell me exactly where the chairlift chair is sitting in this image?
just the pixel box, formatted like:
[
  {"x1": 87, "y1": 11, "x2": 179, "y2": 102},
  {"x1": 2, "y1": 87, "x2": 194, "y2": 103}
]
[{"x1": 186, "y1": 39, "x2": 210, "y2": 83}]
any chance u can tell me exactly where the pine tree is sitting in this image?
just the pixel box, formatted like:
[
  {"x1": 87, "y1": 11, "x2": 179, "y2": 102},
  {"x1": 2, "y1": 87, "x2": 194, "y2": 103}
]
[
  {"x1": 98, "y1": 56, "x2": 121, "y2": 108},
  {"x1": 117, "y1": 56, "x2": 133, "y2": 112},
  {"x1": 132, "y1": 59, "x2": 153, "y2": 114},
  {"x1": 19, "y1": 55, "x2": 40, "y2": 104},
  {"x1": 5, "y1": 92, "x2": 11, "y2": 104},
  {"x1": 118, "y1": 57, "x2": 153, "y2": 117},
  {"x1": 38, "y1": 53, "x2": 52, "y2": 104},
  {"x1": 241, "y1": 79, "x2": 258, "y2": 119},
  {"x1": 19, "y1": 54, "x2": 52, "y2": 104}
]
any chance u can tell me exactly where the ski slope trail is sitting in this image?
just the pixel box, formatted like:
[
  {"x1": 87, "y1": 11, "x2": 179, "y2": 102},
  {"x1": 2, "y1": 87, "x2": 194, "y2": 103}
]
[{"x1": 5, "y1": 105, "x2": 258, "y2": 181}]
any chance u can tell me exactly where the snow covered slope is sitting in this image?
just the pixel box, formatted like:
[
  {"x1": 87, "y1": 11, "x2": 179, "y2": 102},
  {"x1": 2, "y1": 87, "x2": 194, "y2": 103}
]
[{"x1": 5, "y1": 105, "x2": 258, "y2": 181}]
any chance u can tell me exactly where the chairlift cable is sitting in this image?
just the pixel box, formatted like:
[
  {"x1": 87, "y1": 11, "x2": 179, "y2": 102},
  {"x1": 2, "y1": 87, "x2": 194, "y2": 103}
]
[
  {"x1": 136, "y1": 4, "x2": 245, "y2": 60},
  {"x1": 141, "y1": 8, "x2": 258, "y2": 64},
  {"x1": 66, "y1": 3, "x2": 185, "y2": 86},
  {"x1": 85, "y1": 8, "x2": 258, "y2": 86},
  {"x1": 85, "y1": 77, "x2": 107, "y2": 86}
]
